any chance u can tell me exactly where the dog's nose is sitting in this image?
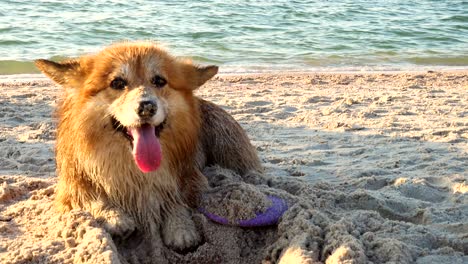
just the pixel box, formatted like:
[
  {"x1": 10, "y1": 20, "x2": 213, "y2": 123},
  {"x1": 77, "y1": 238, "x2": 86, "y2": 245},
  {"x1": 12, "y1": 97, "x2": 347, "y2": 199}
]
[{"x1": 137, "y1": 100, "x2": 157, "y2": 118}]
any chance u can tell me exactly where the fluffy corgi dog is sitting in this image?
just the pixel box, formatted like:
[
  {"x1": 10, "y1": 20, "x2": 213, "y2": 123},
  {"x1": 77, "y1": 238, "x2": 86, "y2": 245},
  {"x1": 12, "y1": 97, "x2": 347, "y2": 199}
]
[{"x1": 35, "y1": 42, "x2": 261, "y2": 250}]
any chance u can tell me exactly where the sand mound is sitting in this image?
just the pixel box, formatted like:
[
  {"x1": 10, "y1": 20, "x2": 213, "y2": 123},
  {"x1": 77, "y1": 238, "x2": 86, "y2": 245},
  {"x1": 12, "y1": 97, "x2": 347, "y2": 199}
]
[
  {"x1": 1, "y1": 72, "x2": 467, "y2": 263},
  {"x1": 0, "y1": 176, "x2": 119, "y2": 263},
  {"x1": 1, "y1": 166, "x2": 466, "y2": 263}
]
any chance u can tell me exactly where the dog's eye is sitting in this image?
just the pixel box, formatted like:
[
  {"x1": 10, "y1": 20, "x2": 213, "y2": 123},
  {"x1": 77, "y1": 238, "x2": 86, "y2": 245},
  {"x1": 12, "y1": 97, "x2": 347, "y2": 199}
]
[
  {"x1": 151, "y1": 75, "x2": 167, "y2": 88},
  {"x1": 110, "y1": 77, "x2": 127, "y2": 90}
]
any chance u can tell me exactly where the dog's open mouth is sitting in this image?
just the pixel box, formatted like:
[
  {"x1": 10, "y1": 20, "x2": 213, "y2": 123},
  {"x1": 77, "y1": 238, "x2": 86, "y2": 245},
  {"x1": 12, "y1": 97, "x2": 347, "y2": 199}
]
[{"x1": 111, "y1": 117, "x2": 165, "y2": 173}]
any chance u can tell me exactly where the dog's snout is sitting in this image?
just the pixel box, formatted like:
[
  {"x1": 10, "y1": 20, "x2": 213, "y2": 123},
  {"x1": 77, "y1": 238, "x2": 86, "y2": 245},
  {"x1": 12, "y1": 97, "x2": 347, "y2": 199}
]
[{"x1": 137, "y1": 100, "x2": 157, "y2": 118}]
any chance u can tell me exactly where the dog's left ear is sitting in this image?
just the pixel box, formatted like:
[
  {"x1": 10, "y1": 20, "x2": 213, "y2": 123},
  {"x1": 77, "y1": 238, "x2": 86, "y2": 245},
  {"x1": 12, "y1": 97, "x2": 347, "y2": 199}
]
[
  {"x1": 169, "y1": 60, "x2": 218, "y2": 90},
  {"x1": 195, "y1": 65, "x2": 219, "y2": 87}
]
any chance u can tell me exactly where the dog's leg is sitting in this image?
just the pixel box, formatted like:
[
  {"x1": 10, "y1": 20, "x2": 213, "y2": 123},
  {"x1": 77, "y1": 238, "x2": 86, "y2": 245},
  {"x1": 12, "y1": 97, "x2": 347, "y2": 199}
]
[
  {"x1": 90, "y1": 200, "x2": 136, "y2": 239},
  {"x1": 55, "y1": 180, "x2": 137, "y2": 238},
  {"x1": 161, "y1": 206, "x2": 200, "y2": 250}
]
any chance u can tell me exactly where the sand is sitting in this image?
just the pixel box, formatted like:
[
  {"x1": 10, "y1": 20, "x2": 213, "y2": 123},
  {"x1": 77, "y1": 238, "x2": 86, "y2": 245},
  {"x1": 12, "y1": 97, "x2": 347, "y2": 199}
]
[
  {"x1": 0, "y1": 71, "x2": 467, "y2": 263},
  {"x1": 200, "y1": 166, "x2": 274, "y2": 223}
]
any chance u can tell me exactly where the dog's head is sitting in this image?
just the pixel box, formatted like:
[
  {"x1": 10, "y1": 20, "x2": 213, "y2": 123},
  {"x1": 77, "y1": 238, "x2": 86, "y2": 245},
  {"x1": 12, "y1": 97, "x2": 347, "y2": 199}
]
[{"x1": 36, "y1": 42, "x2": 218, "y2": 173}]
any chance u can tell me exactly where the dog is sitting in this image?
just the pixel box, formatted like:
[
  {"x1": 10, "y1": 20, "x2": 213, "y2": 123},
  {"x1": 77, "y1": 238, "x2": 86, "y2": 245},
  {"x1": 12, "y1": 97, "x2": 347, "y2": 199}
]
[{"x1": 35, "y1": 42, "x2": 261, "y2": 250}]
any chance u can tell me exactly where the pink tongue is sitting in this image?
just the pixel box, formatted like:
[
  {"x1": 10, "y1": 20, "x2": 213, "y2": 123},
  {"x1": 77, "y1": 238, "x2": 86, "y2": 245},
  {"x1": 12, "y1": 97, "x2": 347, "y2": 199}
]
[{"x1": 128, "y1": 124, "x2": 162, "y2": 173}]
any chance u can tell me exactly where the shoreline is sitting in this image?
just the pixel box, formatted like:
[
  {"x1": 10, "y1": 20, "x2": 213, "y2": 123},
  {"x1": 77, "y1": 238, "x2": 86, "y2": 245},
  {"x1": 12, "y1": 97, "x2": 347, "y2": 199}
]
[{"x1": 1, "y1": 67, "x2": 467, "y2": 83}]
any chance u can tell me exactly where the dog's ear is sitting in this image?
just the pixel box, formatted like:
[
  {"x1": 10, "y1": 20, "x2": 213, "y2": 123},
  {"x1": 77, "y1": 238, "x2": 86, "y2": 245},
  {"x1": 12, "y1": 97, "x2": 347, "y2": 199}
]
[
  {"x1": 194, "y1": 65, "x2": 219, "y2": 87},
  {"x1": 35, "y1": 59, "x2": 86, "y2": 89},
  {"x1": 169, "y1": 60, "x2": 218, "y2": 90}
]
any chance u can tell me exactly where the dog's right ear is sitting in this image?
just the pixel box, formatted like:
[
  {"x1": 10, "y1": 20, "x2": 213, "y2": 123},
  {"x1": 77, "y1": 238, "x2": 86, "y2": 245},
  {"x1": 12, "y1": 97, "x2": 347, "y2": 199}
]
[{"x1": 35, "y1": 59, "x2": 85, "y2": 89}]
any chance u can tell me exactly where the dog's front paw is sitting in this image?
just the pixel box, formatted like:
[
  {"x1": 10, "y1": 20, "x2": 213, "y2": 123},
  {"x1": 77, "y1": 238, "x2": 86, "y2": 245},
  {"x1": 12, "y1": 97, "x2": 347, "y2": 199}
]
[
  {"x1": 96, "y1": 208, "x2": 136, "y2": 239},
  {"x1": 162, "y1": 208, "x2": 201, "y2": 251},
  {"x1": 163, "y1": 222, "x2": 201, "y2": 251}
]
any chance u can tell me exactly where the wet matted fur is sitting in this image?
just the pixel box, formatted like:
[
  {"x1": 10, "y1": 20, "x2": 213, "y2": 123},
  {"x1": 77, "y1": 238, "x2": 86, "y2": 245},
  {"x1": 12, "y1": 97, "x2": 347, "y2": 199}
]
[{"x1": 35, "y1": 42, "x2": 261, "y2": 250}]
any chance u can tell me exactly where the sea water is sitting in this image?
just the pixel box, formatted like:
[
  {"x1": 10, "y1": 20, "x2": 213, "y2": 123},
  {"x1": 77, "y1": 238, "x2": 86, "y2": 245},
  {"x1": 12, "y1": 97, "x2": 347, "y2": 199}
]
[{"x1": 0, "y1": 0, "x2": 467, "y2": 74}]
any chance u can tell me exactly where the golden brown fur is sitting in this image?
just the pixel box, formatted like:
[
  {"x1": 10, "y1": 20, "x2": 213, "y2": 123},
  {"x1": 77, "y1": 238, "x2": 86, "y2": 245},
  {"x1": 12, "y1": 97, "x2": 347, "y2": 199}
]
[{"x1": 35, "y1": 42, "x2": 260, "y2": 250}]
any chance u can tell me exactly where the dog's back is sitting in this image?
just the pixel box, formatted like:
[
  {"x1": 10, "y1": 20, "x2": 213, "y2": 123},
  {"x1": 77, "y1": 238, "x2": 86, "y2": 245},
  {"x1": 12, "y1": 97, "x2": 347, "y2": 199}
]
[{"x1": 197, "y1": 99, "x2": 262, "y2": 175}]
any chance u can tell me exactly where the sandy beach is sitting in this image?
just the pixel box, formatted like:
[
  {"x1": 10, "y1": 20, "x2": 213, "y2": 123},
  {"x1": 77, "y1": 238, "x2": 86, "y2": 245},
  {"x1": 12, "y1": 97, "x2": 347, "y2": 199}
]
[{"x1": 0, "y1": 71, "x2": 467, "y2": 263}]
